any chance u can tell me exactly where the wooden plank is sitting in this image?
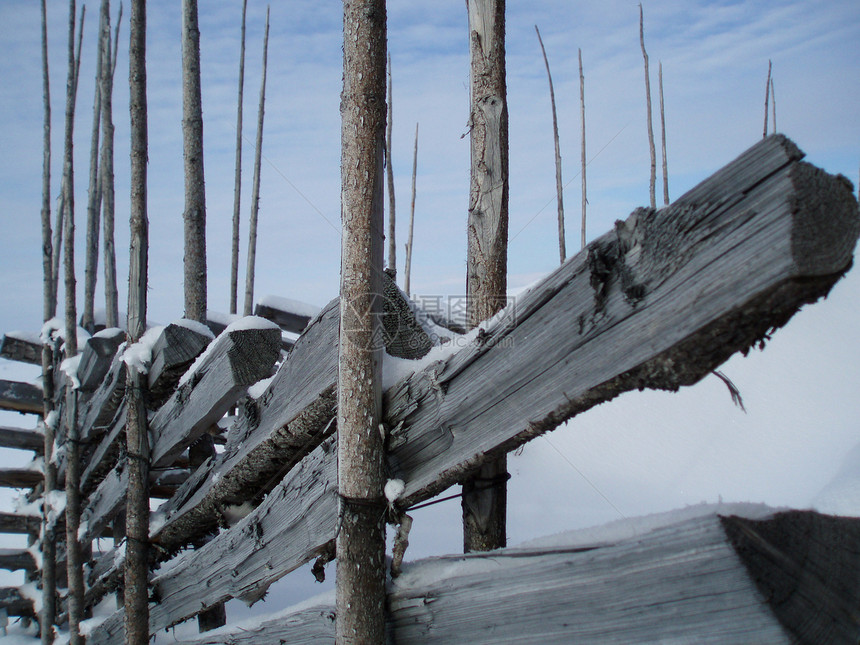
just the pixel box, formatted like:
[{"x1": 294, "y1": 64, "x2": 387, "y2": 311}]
[
  {"x1": 0, "y1": 425, "x2": 44, "y2": 453},
  {"x1": 147, "y1": 321, "x2": 214, "y2": 409},
  {"x1": 253, "y1": 296, "x2": 319, "y2": 335},
  {"x1": 0, "y1": 468, "x2": 43, "y2": 488},
  {"x1": 77, "y1": 328, "x2": 125, "y2": 392},
  {"x1": 148, "y1": 321, "x2": 281, "y2": 469},
  {"x1": 0, "y1": 379, "x2": 43, "y2": 414},
  {"x1": 0, "y1": 548, "x2": 36, "y2": 573},
  {"x1": 88, "y1": 136, "x2": 860, "y2": 638},
  {"x1": 80, "y1": 404, "x2": 127, "y2": 494},
  {"x1": 0, "y1": 331, "x2": 42, "y2": 365},
  {"x1": 0, "y1": 586, "x2": 35, "y2": 618},
  {"x1": 0, "y1": 512, "x2": 40, "y2": 534},
  {"x1": 77, "y1": 352, "x2": 126, "y2": 443}
]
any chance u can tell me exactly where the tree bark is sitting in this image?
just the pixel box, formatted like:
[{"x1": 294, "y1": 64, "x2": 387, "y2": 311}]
[
  {"x1": 230, "y1": 0, "x2": 247, "y2": 315},
  {"x1": 83, "y1": 3, "x2": 108, "y2": 333},
  {"x1": 463, "y1": 0, "x2": 508, "y2": 553},
  {"x1": 125, "y1": 1, "x2": 150, "y2": 642},
  {"x1": 535, "y1": 25, "x2": 565, "y2": 264},
  {"x1": 386, "y1": 52, "x2": 396, "y2": 277},
  {"x1": 182, "y1": 0, "x2": 207, "y2": 323},
  {"x1": 403, "y1": 122, "x2": 417, "y2": 295},
  {"x1": 336, "y1": 0, "x2": 387, "y2": 642},
  {"x1": 243, "y1": 7, "x2": 270, "y2": 317},
  {"x1": 40, "y1": 0, "x2": 54, "y2": 323},
  {"x1": 639, "y1": 3, "x2": 656, "y2": 209},
  {"x1": 659, "y1": 60, "x2": 669, "y2": 206},
  {"x1": 763, "y1": 60, "x2": 771, "y2": 139},
  {"x1": 579, "y1": 48, "x2": 586, "y2": 250},
  {"x1": 101, "y1": 1, "x2": 122, "y2": 329},
  {"x1": 770, "y1": 76, "x2": 776, "y2": 134}
]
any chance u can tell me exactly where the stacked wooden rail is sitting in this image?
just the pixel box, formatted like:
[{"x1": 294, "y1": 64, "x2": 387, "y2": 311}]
[{"x1": 2, "y1": 135, "x2": 860, "y2": 642}]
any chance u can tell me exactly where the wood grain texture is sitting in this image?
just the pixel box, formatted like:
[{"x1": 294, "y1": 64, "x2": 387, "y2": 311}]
[
  {"x1": 77, "y1": 328, "x2": 125, "y2": 392},
  {"x1": 0, "y1": 332, "x2": 42, "y2": 365},
  {"x1": 147, "y1": 322, "x2": 212, "y2": 409},
  {"x1": 0, "y1": 468, "x2": 43, "y2": 488},
  {"x1": 0, "y1": 512, "x2": 40, "y2": 534},
  {"x1": 0, "y1": 426, "x2": 45, "y2": 453},
  {"x1": 0, "y1": 379, "x2": 43, "y2": 414}
]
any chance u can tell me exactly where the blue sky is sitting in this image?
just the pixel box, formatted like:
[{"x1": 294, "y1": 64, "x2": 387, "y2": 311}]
[{"x1": 0, "y1": 0, "x2": 858, "y2": 626}]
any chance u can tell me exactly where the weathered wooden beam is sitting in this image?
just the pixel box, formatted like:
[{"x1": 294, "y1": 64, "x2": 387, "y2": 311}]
[
  {"x1": 80, "y1": 404, "x2": 126, "y2": 494},
  {"x1": 0, "y1": 379, "x2": 43, "y2": 414},
  {"x1": 77, "y1": 328, "x2": 125, "y2": 392},
  {"x1": 87, "y1": 136, "x2": 860, "y2": 639},
  {"x1": 0, "y1": 425, "x2": 44, "y2": 453},
  {"x1": 147, "y1": 321, "x2": 213, "y2": 409},
  {"x1": 0, "y1": 468, "x2": 43, "y2": 489},
  {"x1": 0, "y1": 512, "x2": 40, "y2": 535},
  {"x1": 78, "y1": 352, "x2": 126, "y2": 443},
  {"x1": 149, "y1": 321, "x2": 281, "y2": 469},
  {"x1": 0, "y1": 548, "x2": 37, "y2": 573},
  {"x1": 0, "y1": 331, "x2": 42, "y2": 365},
  {"x1": 0, "y1": 586, "x2": 35, "y2": 618},
  {"x1": 253, "y1": 296, "x2": 319, "y2": 335}
]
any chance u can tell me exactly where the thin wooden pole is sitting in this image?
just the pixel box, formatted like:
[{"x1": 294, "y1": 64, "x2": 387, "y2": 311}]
[
  {"x1": 243, "y1": 6, "x2": 270, "y2": 317},
  {"x1": 101, "y1": 1, "x2": 122, "y2": 329},
  {"x1": 463, "y1": 0, "x2": 508, "y2": 554},
  {"x1": 386, "y1": 52, "x2": 396, "y2": 278},
  {"x1": 763, "y1": 59, "x2": 771, "y2": 139},
  {"x1": 336, "y1": 0, "x2": 387, "y2": 641},
  {"x1": 182, "y1": 0, "x2": 207, "y2": 322},
  {"x1": 639, "y1": 3, "x2": 656, "y2": 209},
  {"x1": 770, "y1": 76, "x2": 776, "y2": 134},
  {"x1": 535, "y1": 25, "x2": 565, "y2": 264},
  {"x1": 230, "y1": 0, "x2": 247, "y2": 315},
  {"x1": 82, "y1": 3, "x2": 108, "y2": 333},
  {"x1": 40, "y1": 0, "x2": 53, "y2": 325},
  {"x1": 659, "y1": 60, "x2": 669, "y2": 206},
  {"x1": 579, "y1": 47, "x2": 586, "y2": 250},
  {"x1": 404, "y1": 122, "x2": 418, "y2": 295},
  {"x1": 125, "y1": 0, "x2": 150, "y2": 642}
]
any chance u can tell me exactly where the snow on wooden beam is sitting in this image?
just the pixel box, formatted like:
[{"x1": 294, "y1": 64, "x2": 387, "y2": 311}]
[
  {"x1": 0, "y1": 468, "x2": 43, "y2": 489},
  {"x1": 0, "y1": 331, "x2": 42, "y2": 365},
  {"x1": 0, "y1": 548, "x2": 37, "y2": 573},
  {"x1": 0, "y1": 512, "x2": 40, "y2": 535},
  {"x1": 77, "y1": 353, "x2": 126, "y2": 443},
  {"x1": 0, "y1": 426, "x2": 44, "y2": 453},
  {"x1": 253, "y1": 295, "x2": 320, "y2": 335},
  {"x1": 87, "y1": 136, "x2": 860, "y2": 639},
  {"x1": 77, "y1": 328, "x2": 126, "y2": 392},
  {"x1": 147, "y1": 321, "x2": 214, "y2": 409},
  {"x1": 0, "y1": 379, "x2": 43, "y2": 415},
  {"x1": 0, "y1": 586, "x2": 35, "y2": 618},
  {"x1": 148, "y1": 322, "x2": 281, "y2": 469}
]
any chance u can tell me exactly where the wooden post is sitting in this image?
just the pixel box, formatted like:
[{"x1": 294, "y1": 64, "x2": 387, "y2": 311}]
[
  {"x1": 38, "y1": 0, "x2": 58, "y2": 639},
  {"x1": 386, "y1": 53, "x2": 396, "y2": 278},
  {"x1": 230, "y1": 0, "x2": 247, "y2": 315},
  {"x1": 125, "y1": 1, "x2": 150, "y2": 642},
  {"x1": 639, "y1": 3, "x2": 656, "y2": 209},
  {"x1": 337, "y1": 0, "x2": 387, "y2": 641},
  {"x1": 243, "y1": 6, "x2": 270, "y2": 317},
  {"x1": 763, "y1": 60, "x2": 771, "y2": 139},
  {"x1": 182, "y1": 0, "x2": 207, "y2": 322},
  {"x1": 579, "y1": 47, "x2": 586, "y2": 250},
  {"x1": 659, "y1": 60, "x2": 669, "y2": 206},
  {"x1": 463, "y1": 0, "x2": 509, "y2": 553},
  {"x1": 403, "y1": 122, "x2": 417, "y2": 295},
  {"x1": 535, "y1": 25, "x2": 565, "y2": 264}
]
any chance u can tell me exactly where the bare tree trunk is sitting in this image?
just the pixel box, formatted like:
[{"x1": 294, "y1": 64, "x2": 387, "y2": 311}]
[
  {"x1": 403, "y1": 122, "x2": 417, "y2": 295},
  {"x1": 230, "y1": 0, "x2": 247, "y2": 315},
  {"x1": 639, "y1": 3, "x2": 656, "y2": 209},
  {"x1": 763, "y1": 59, "x2": 771, "y2": 139},
  {"x1": 82, "y1": 4, "x2": 108, "y2": 333},
  {"x1": 659, "y1": 60, "x2": 669, "y2": 206},
  {"x1": 770, "y1": 75, "x2": 776, "y2": 134},
  {"x1": 579, "y1": 48, "x2": 586, "y2": 250},
  {"x1": 243, "y1": 7, "x2": 270, "y2": 318},
  {"x1": 336, "y1": 0, "x2": 387, "y2": 642},
  {"x1": 182, "y1": 0, "x2": 207, "y2": 322},
  {"x1": 51, "y1": 193, "x2": 63, "y2": 314},
  {"x1": 38, "y1": 3, "x2": 58, "y2": 639},
  {"x1": 463, "y1": 0, "x2": 508, "y2": 554},
  {"x1": 101, "y1": 1, "x2": 122, "y2": 329},
  {"x1": 386, "y1": 52, "x2": 396, "y2": 277},
  {"x1": 125, "y1": 1, "x2": 150, "y2": 642},
  {"x1": 535, "y1": 25, "x2": 565, "y2": 264}
]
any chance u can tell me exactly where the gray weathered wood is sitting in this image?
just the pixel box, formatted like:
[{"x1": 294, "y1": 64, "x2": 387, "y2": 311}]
[
  {"x1": 0, "y1": 512, "x2": 40, "y2": 535},
  {"x1": 0, "y1": 426, "x2": 44, "y2": 453},
  {"x1": 0, "y1": 586, "x2": 35, "y2": 618},
  {"x1": 0, "y1": 549, "x2": 37, "y2": 573},
  {"x1": 147, "y1": 322, "x2": 213, "y2": 408},
  {"x1": 0, "y1": 379, "x2": 43, "y2": 414},
  {"x1": 87, "y1": 136, "x2": 859, "y2": 640},
  {"x1": 78, "y1": 352, "x2": 126, "y2": 442},
  {"x1": 253, "y1": 301, "x2": 313, "y2": 336},
  {"x1": 0, "y1": 332, "x2": 42, "y2": 365},
  {"x1": 0, "y1": 469, "x2": 43, "y2": 489},
  {"x1": 77, "y1": 328, "x2": 125, "y2": 391},
  {"x1": 80, "y1": 403, "x2": 126, "y2": 494},
  {"x1": 148, "y1": 323, "x2": 281, "y2": 468}
]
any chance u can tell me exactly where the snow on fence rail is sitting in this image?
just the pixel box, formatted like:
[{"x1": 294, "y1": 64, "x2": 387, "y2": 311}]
[{"x1": 1, "y1": 135, "x2": 860, "y2": 641}]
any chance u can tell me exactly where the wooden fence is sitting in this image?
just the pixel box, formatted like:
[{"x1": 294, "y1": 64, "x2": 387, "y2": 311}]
[{"x1": 1, "y1": 135, "x2": 860, "y2": 642}]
